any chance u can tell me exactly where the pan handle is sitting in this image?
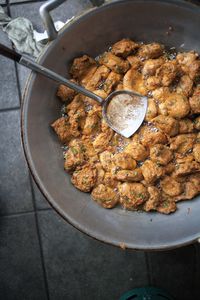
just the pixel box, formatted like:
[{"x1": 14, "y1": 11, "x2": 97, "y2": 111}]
[{"x1": 39, "y1": 0, "x2": 66, "y2": 41}]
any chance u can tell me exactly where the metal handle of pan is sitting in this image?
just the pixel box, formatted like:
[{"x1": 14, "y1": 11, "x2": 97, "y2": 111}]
[
  {"x1": 39, "y1": 0, "x2": 108, "y2": 41},
  {"x1": 39, "y1": 0, "x2": 66, "y2": 41}
]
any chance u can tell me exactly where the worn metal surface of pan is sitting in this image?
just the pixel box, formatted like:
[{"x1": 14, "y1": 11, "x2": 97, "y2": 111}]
[{"x1": 21, "y1": 0, "x2": 200, "y2": 250}]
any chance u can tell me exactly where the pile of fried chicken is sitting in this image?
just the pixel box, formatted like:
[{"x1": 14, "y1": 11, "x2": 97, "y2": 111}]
[{"x1": 52, "y1": 39, "x2": 200, "y2": 214}]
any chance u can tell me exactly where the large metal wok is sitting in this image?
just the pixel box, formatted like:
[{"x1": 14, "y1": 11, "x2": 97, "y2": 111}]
[{"x1": 21, "y1": 0, "x2": 200, "y2": 250}]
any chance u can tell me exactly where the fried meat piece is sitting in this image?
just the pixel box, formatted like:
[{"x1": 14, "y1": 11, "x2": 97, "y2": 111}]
[
  {"x1": 71, "y1": 164, "x2": 97, "y2": 192},
  {"x1": 119, "y1": 182, "x2": 149, "y2": 209},
  {"x1": 98, "y1": 52, "x2": 130, "y2": 74},
  {"x1": 92, "y1": 184, "x2": 119, "y2": 208},
  {"x1": 111, "y1": 39, "x2": 139, "y2": 58}
]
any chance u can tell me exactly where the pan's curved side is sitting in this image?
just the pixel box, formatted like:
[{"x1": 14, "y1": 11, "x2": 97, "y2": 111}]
[{"x1": 22, "y1": 0, "x2": 200, "y2": 250}]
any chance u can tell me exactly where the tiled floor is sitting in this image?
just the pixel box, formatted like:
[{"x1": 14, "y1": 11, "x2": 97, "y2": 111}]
[{"x1": 0, "y1": 0, "x2": 200, "y2": 299}]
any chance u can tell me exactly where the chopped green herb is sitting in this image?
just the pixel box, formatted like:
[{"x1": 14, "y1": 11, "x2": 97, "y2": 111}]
[
  {"x1": 71, "y1": 147, "x2": 78, "y2": 155},
  {"x1": 162, "y1": 201, "x2": 169, "y2": 208},
  {"x1": 196, "y1": 138, "x2": 200, "y2": 143},
  {"x1": 137, "y1": 193, "x2": 146, "y2": 200}
]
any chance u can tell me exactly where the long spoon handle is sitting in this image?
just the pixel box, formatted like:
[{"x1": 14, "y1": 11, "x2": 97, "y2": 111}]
[{"x1": 0, "y1": 43, "x2": 103, "y2": 104}]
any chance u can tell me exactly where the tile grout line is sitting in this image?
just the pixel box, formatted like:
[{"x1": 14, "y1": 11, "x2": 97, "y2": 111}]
[
  {"x1": 0, "y1": 106, "x2": 20, "y2": 113},
  {"x1": 0, "y1": 207, "x2": 52, "y2": 218},
  {"x1": 28, "y1": 172, "x2": 51, "y2": 300},
  {"x1": 144, "y1": 252, "x2": 153, "y2": 286}
]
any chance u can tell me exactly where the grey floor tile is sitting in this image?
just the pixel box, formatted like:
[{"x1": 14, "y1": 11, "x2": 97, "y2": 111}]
[
  {"x1": 147, "y1": 245, "x2": 199, "y2": 300},
  {"x1": 31, "y1": 177, "x2": 51, "y2": 210},
  {"x1": 0, "y1": 213, "x2": 48, "y2": 300},
  {"x1": 195, "y1": 243, "x2": 200, "y2": 293},
  {"x1": 0, "y1": 20, "x2": 20, "y2": 109},
  {"x1": 38, "y1": 210, "x2": 148, "y2": 300},
  {"x1": 0, "y1": 110, "x2": 34, "y2": 215}
]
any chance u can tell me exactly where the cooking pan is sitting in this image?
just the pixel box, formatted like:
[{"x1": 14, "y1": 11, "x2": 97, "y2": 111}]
[{"x1": 21, "y1": 0, "x2": 200, "y2": 250}]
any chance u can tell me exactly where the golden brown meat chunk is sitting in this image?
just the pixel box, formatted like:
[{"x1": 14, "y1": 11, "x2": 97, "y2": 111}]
[
  {"x1": 156, "y1": 60, "x2": 179, "y2": 86},
  {"x1": 175, "y1": 174, "x2": 200, "y2": 201},
  {"x1": 157, "y1": 195, "x2": 177, "y2": 214},
  {"x1": 115, "y1": 168, "x2": 143, "y2": 182},
  {"x1": 188, "y1": 60, "x2": 200, "y2": 80},
  {"x1": 176, "y1": 51, "x2": 198, "y2": 67},
  {"x1": 176, "y1": 75, "x2": 193, "y2": 97},
  {"x1": 144, "y1": 76, "x2": 161, "y2": 91},
  {"x1": 152, "y1": 87, "x2": 171, "y2": 103},
  {"x1": 68, "y1": 105, "x2": 86, "y2": 136},
  {"x1": 145, "y1": 98, "x2": 158, "y2": 121},
  {"x1": 57, "y1": 83, "x2": 77, "y2": 102},
  {"x1": 139, "y1": 125, "x2": 168, "y2": 148},
  {"x1": 170, "y1": 133, "x2": 196, "y2": 154},
  {"x1": 152, "y1": 115, "x2": 179, "y2": 137},
  {"x1": 70, "y1": 55, "x2": 96, "y2": 80},
  {"x1": 104, "y1": 172, "x2": 118, "y2": 188},
  {"x1": 141, "y1": 160, "x2": 164, "y2": 183},
  {"x1": 123, "y1": 68, "x2": 147, "y2": 95},
  {"x1": 160, "y1": 176, "x2": 183, "y2": 197},
  {"x1": 179, "y1": 119, "x2": 194, "y2": 134},
  {"x1": 143, "y1": 186, "x2": 161, "y2": 211},
  {"x1": 114, "y1": 152, "x2": 136, "y2": 170},
  {"x1": 80, "y1": 65, "x2": 98, "y2": 87},
  {"x1": 138, "y1": 43, "x2": 163, "y2": 59},
  {"x1": 99, "y1": 151, "x2": 114, "y2": 171},
  {"x1": 176, "y1": 51, "x2": 200, "y2": 80},
  {"x1": 127, "y1": 55, "x2": 142, "y2": 69},
  {"x1": 93, "y1": 130, "x2": 113, "y2": 153},
  {"x1": 188, "y1": 173, "x2": 200, "y2": 193},
  {"x1": 64, "y1": 139, "x2": 85, "y2": 171},
  {"x1": 119, "y1": 182, "x2": 149, "y2": 209},
  {"x1": 85, "y1": 65, "x2": 110, "y2": 91},
  {"x1": 71, "y1": 164, "x2": 97, "y2": 192},
  {"x1": 163, "y1": 93, "x2": 190, "y2": 119},
  {"x1": 67, "y1": 94, "x2": 85, "y2": 116},
  {"x1": 164, "y1": 162, "x2": 175, "y2": 175},
  {"x1": 175, "y1": 153, "x2": 195, "y2": 165},
  {"x1": 92, "y1": 184, "x2": 119, "y2": 208},
  {"x1": 173, "y1": 160, "x2": 200, "y2": 177},
  {"x1": 103, "y1": 71, "x2": 122, "y2": 94},
  {"x1": 111, "y1": 39, "x2": 139, "y2": 58},
  {"x1": 124, "y1": 141, "x2": 149, "y2": 161},
  {"x1": 95, "y1": 163, "x2": 105, "y2": 186},
  {"x1": 194, "y1": 116, "x2": 200, "y2": 130},
  {"x1": 189, "y1": 86, "x2": 200, "y2": 114},
  {"x1": 83, "y1": 109, "x2": 101, "y2": 135},
  {"x1": 98, "y1": 52, "x2": 130, "y2": 74},
  {"x1": 142, "y1": 58, "x2": 164, "y2": 77},
  {"x1": 193, "y1": 143, "x2": 200, "y2": 162},
  {"x1": 150, "y1": 144, "x2": 173, "y2": 166},
  {"x1": 51, "y1": 117, "x2": 75, "y2": 144}
]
